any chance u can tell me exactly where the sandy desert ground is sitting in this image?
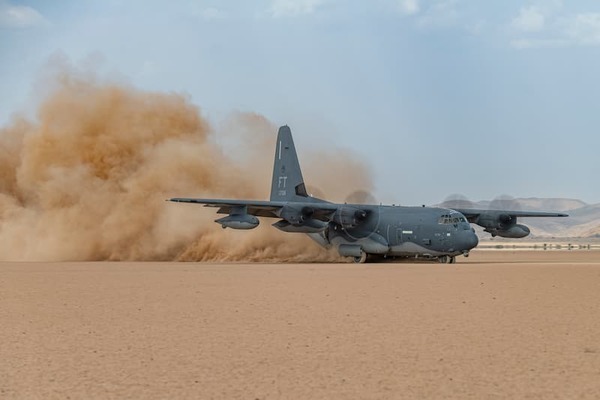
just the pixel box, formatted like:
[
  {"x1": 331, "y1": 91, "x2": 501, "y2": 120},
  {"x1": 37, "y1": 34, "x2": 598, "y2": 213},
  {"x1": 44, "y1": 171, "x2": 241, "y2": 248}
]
[{"x1": 2, "y1": 251, "x2": 600, "y2": 399}]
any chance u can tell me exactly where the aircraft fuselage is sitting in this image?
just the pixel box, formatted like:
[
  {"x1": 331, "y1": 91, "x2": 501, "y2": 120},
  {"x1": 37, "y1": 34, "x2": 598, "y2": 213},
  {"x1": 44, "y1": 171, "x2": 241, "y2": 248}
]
[{"x1": 308, "y1": 205, "x2": 479, "y2": 261}]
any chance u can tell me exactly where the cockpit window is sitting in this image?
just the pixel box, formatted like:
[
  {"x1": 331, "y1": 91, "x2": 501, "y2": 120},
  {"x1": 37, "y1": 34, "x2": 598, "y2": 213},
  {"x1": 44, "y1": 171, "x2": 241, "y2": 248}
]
[{"x1": 438, "y1": 214, "x2": 467, "y2": 224}]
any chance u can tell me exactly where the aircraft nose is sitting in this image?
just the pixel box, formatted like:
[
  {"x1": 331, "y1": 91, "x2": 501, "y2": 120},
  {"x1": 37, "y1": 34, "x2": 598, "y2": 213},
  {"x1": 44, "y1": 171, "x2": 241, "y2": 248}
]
[{"x1": 465, "y1": 230, "x2": 479, "y2": 250}]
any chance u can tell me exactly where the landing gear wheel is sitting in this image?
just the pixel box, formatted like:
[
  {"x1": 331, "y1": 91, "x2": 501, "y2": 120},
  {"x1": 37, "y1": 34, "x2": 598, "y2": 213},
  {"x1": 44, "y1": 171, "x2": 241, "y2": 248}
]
[
  {"x1": 438, "y1": 255, "x2": 456, "y2": 264},
  {"x1": 353, "y1": 252, "x2": 368, "y2": 264}
]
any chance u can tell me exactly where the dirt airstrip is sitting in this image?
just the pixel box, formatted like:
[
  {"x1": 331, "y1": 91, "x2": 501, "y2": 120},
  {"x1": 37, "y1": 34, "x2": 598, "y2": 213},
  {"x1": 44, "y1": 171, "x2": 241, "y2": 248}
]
[{"x1": 2, "y1": 251, "x2": 600, "y2": 399}]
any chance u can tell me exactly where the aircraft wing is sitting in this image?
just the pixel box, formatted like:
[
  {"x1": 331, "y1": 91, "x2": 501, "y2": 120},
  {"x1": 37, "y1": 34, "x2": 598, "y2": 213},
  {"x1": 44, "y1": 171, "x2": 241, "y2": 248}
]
[
  {"x1": 169, "y1": 198, "x2": 338, "y2": 220},
  {"x1": 169, "y1": 198, "x2": 284, "y2": 218},
  {"x1": 452, "y1": 208, "x2": 568, "y2": 222}
]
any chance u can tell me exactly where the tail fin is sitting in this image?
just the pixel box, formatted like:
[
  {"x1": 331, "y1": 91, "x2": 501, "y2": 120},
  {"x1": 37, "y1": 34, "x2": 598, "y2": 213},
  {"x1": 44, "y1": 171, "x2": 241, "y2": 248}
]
[{"x1": 270, "y1": 125, "x2": 310, "y2": 202}]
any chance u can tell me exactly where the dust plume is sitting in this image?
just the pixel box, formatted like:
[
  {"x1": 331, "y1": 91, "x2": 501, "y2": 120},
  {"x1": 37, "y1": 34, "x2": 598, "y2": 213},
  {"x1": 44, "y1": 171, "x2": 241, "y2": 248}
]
[{"x1": 0, "y1": 67, "x2": 374, "y2": 262}]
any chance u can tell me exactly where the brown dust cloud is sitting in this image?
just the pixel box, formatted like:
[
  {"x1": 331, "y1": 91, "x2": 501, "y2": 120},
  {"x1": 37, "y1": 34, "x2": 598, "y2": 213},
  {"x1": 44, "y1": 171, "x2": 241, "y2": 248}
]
[{"x1": 0, "y1": 69, "x2": 373, "y2": 262}]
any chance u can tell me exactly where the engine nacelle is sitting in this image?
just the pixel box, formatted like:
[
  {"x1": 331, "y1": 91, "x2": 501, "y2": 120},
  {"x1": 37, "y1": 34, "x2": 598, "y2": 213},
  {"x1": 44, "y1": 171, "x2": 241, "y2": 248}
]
[
  {"x1": 487, "y1": 224, "x2": 531, "y2": 238},
  {"x1": 280, "y1": 205, "x2": 315, "y2": 225},
  {"x1": 476, "y1": 212, "x2": 516, "y2": 230},
  {"x1": 274, "y1": 205, "x2": 328, "y2": 232},
  {"x1": 272, "y1": 219, "x2": 328, "y2": 233},
  {"x1": 215, "y1": 214, "x2": 259, "y2": 230},
  {"x1": 476, "y1": 212, "x2": 531, "y2": 238},
  {"x1": 332, "y1": 206, "x2": 368, "y2": 228}
]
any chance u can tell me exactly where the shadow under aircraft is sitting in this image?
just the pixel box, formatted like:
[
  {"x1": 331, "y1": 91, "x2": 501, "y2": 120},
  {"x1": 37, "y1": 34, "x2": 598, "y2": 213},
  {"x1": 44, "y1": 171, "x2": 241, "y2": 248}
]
[{"x1": 170, "y1": 126, "x2": 567, "y2": 263}]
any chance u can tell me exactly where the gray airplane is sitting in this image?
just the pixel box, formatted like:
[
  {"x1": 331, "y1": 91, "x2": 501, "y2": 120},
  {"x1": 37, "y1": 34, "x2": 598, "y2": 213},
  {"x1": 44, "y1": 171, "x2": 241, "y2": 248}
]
[{"x1": 170, "y1": 126, "x2": 567, "y2": 263}]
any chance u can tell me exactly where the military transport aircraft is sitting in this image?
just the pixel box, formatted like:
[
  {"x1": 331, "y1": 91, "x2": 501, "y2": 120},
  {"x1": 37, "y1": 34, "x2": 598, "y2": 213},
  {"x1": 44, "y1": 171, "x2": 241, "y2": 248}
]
[{"x1": 170, "y1": 126, "x2": 567, "y2": 263}]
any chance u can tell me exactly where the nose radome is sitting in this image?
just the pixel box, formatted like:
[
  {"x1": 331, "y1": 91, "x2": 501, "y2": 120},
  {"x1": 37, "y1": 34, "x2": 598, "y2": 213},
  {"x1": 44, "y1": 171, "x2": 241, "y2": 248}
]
[{"x1": 467, "y1": 231, "x2": 479, "y2": 249}]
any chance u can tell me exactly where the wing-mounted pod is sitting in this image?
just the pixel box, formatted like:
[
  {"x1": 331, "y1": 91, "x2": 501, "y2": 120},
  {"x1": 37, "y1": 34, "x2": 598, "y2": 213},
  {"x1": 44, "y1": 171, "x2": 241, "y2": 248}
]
[
  {"x1": 215, "y1": 205, "x2": 259, "y2": 230},
  {"x1": 487, "y1": 224, "x2": 531, "y2": 238}
]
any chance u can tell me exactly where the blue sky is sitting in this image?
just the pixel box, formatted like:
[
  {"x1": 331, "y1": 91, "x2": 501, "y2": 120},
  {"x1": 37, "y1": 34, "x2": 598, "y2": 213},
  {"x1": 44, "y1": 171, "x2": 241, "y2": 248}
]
[{"x1": 1, "y1": 0, "x2": 599, "y2": 205}]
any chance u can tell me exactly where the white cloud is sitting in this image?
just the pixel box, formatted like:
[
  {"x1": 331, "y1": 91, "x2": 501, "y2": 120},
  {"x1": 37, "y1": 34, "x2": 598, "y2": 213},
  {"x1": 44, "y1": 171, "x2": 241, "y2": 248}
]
[
  {"x1": 564, "y1": 13, "x2": 600, "y2": 46},
  {"x1": 510, "y1": 38, "x2": 567, "y2": 49},
  {"x1": 200, "y1": 7, "x2": 225, "y2": 20},
  {"x1": 268, "y1": 0, "x2": 324, "y2": 17},
  {"x1": 398, "y1": 0, "x2": 419, "y2": 16},
  {"x1": 188, "y1": 2, "x2": 226, "y2": 21},
  {"x1": 416, "y1": 0, "x2": 459, "y2": 29},
  {"x1": 466, "y1": 20, "x2": 487, "y2": 36},
  {"x1": 510, "y1": 9, "x2": 600, "y2": 49},
  {"x1": 0, "y1": 2, "x2": 48, "y2": 28},
  {"x1": 512, "y1": 6, "x2": 545, "y2": 32}
]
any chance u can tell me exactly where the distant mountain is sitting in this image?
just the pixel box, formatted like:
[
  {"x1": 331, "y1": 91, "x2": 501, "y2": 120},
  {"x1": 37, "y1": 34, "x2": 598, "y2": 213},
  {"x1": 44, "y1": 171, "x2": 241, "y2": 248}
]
[
  {"x1": 438, "y1": 197, "x2": 600, "y2": 238},
  {"x1": 512, "y1": 199, "x2": 600, "y2": 238},
  {"x1": 525, "y1": 202, "x2": 600, "y2": 238}
]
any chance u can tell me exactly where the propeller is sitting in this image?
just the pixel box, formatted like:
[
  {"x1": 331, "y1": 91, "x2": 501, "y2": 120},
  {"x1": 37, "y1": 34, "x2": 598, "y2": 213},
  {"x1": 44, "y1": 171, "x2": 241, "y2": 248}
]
[
  {"x1": 488, "y1": 195, "x2": 522, "y2": 229},
  {"x1": 488, "y1": 194, "x2": 522, "y2": 212},
  {"x1": 439, "y1": 193, "x2": 523, "y2": 231},
  {"x1": 344, "y1": 189, "x2": 377, "y2": 205},
  {"x1": 300, "y1": 206, "x2": 315, "y2": 221},
  {"x1": 439, "y1": 193, "x2": 475, "y2": 210},
  {"x1": 439, "y1": 193, "x2": 522, "y2": 212},
  {"x1": 329, "y1": 189, "x2": 380, "y2": 241},
  {"x1": 302, "y1": 186, "x2": 383, "y2": 240}
]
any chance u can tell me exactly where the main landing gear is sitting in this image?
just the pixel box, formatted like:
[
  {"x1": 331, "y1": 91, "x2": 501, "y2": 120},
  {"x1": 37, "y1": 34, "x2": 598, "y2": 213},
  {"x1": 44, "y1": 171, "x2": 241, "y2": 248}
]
[
  {"x1": 353, "y1": 252, "x2": 368, "y2": 264},
  {"x1": 350, "y1": 253, "x2": 457, "y2": 264},
  {"x1": 438, "y1": 255, "x2": 456, "y2": 264}
]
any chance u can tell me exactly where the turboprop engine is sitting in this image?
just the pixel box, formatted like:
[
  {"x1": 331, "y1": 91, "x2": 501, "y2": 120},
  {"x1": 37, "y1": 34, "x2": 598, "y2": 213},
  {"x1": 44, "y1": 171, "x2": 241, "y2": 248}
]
[
  {"x1": 272, "y1": 205, "x2": 328, "y2": 233},
  {"x1": 332, "y1": 206, "x2": 368, "y2": 228},
  {"x1": 477, "y1": 213, "x2": 531, "y2": 238}
]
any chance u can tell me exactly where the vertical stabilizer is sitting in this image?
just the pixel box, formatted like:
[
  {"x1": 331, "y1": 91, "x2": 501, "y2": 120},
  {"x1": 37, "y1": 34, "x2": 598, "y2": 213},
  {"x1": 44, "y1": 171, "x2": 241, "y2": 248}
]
[{"x1": 270, "y1": 126, "x2": 310, "y2": 202}]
